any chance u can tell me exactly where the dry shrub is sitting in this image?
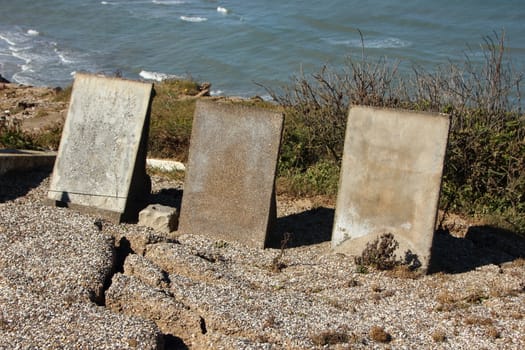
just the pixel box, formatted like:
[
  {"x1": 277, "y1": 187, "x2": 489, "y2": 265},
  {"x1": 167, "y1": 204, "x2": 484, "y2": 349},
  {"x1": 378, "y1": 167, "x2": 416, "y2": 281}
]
[
  {"x1": 431, "y1": 329, "x2": 447, "y2": 343},
  {"x1": 0, "y1": 119, "x2": 36, "y2": 149},
  {"x1": 370, "y1": 283, "x2": 382, "y2": 293},
  {"x1": 269, "y1": 232, "x2": 291, "y2": 273},
  {"x1": 369, "y1": 326, "x2": 392, "y2": 343},
  {"x1": 311, "y1": 330, "x2": 353, "y2": 346},
  {"x1": 354, "y1": 233, "x2": 402, "y2": 270}
]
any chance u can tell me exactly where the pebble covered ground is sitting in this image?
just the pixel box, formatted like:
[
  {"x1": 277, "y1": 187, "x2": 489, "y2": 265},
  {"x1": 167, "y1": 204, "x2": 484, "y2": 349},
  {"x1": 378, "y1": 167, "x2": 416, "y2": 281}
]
[{"x1": 0, "y1": 170, "x2": 524, "y2": 349}]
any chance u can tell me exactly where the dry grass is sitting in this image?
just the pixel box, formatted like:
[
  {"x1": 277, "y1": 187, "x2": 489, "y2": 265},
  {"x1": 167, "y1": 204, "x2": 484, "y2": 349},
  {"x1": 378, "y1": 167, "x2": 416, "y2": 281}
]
[
  {"x1": 464, "y1": 317, "x2": 494, "y2": 326},
  {"x1": 436, "y1": 291, "x2": 456, "y2": 305},
  {"x1": 486, "y1": 326, "x2": 502, "y2": 339},
  {"x1": 463, "y1": 289, "x2": 489, "y2": 304},
  {"x1": 388, "y1": 265, "x2": 423, "y2": 279},
  {"x1": 508, "y1": 258, "x2": 525, "y2": 268}
]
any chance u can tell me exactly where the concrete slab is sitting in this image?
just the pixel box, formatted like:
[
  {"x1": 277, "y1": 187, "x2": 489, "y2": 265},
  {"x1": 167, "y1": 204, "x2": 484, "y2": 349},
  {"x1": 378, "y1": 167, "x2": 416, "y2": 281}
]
[
  {"x1": 178, "y1": 100, "x2": 283, "y2": 248},
  {"x1": 146, "y1": 158, "x2": 185, "y2": 172},
  {"x1": 331, "y1": 106, "x2": 450, "y2": 269},
  {"x1": 0, "y1": 149, "x2": 56, "y2": 176},
  {"x1": 47, "y1": 73, "x2": 153, "y2": 222}
]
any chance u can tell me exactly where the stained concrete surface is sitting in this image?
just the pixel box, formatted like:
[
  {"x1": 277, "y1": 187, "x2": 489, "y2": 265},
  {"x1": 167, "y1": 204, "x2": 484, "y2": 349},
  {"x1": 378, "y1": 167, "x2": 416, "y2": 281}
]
[
  {"x1": 178, "y1": 100, "x2": 283, "y2": 248},
  {"x1": 47, "y1": 73, "x2": 153, "y2": 222},
  {"x1": 331, "y1": 106, "x2": 450, "y2": 269}
]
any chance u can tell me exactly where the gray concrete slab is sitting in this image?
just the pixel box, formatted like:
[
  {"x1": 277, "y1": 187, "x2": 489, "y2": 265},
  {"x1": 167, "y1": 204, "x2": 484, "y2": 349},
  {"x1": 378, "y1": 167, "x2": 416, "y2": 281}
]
[
  {"x1": 178, "y1": 100, "x2": 283, "y2": 248},
  {"x1": 47, "y1": 73, "x2": 153, "y2": 222},
  {"x1": 331, "y1": 106, "x2": 450, "y2": 269},
  {"x1": 0, "y1": 149, "x2": 56, "y2": 176}
]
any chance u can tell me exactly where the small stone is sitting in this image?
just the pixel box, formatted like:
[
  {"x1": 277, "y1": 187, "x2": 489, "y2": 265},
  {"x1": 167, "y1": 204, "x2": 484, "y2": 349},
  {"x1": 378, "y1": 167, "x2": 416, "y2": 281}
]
[{"x1": 138, "y1": 204, "x2": 178, "y2": 233}]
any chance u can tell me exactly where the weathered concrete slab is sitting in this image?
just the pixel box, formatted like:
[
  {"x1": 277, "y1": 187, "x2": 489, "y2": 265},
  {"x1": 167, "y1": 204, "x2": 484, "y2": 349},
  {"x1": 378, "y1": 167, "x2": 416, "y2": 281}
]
[
  {"x1": 47, "y1": 73, "x2": 153, "y2": 222},
  {"x1": 331, "y1": 106, "x2": 450, "y2": 268},
  {"x1": 0, "y1": 149, "x2": 56, "y2": 176},
  {"x1": 178, "y1": 100, "x2": 283, "y2": 248}
]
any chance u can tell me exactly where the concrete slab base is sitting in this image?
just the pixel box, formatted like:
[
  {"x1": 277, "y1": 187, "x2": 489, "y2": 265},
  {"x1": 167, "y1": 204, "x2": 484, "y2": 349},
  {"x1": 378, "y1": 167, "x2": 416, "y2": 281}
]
[{"x1": 0, "y1": 149, "x2": 56, "y2": 176}]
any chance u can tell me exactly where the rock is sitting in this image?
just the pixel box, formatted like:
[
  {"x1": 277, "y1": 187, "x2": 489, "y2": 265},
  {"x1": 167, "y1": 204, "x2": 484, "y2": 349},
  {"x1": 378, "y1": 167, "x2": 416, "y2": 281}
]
[
  {"x1": 196, "y1": 82, "x2": 211, "y2": 97},
  {"x1": 114, "y1": 230, "x2": 167, "y2": 256},
  {"x1": 0, "y1": 282, "x2": 164, "y2": 349},
  {"x1": 106, "y1": 273, "x2": 202, "y2": 347},
  {"x1": 138, "y1": 204, "x2": 178, "y2": 234},
  {"x1": 0, "y1": 200, "x2": 163, "y2": 349},
  {"x1": 0, "y1": 74, "x2": 9, "y2": 83},
  {"x1": 123, "y1": 253, "x2": 170, "y2": 289},
  {"x1": 0, "y1": 204, "x2": 116, "y2": 304},
  {"x1": 145, "y1": 242, "x2": 223, "y2": 282}
]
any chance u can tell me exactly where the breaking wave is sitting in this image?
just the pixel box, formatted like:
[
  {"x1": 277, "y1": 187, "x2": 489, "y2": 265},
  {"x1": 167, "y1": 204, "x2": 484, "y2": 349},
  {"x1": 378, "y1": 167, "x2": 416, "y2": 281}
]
[
  {"x1": 180, "y1": 16, "x2": 207, "y2": 23},
  {"x1": 139, "y1": 70, "x2": 183, "y2": 81},
  {"x1": 152, "y1": 0, "x2": 186, "y2": 4},
  {"x1": 324, "y1": 37, "x2": 411, "y2": 49}
]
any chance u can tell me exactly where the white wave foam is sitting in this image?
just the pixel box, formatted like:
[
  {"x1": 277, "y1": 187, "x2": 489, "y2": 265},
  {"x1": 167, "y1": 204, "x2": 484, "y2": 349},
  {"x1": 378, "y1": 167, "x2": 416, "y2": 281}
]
[
  {"x1": 367, "y1": 37, "x2": 411, "y2": 49},
  {"x1": 153, "y1": 0, "x2": 186, "y2": 5},
  {"x1": 217, "y1": 7, "x2": 229, "y2": 14},
  {"x1": 210, "y1": 90, "x2": 223, "y2": 96},
  {"x1": 180, "y1": 16, "x2": 207, "y2": 23},
  {"x1": 56, "y1": 51, "x2": 74, "y2": 64},
  {"x1": 324, "y1": 37, "x2": 411, "y2": 49},
  {"x1": 139, "y1": 70, "x2": 182, "y2": 82},
  {"x1": 0, "y1": 34, "x2": 16, "y2": 46},
  {"x1": 27, "y1": 29, "x2": 39, "y2": 36},
  {"x1": 10, "y1": 50, "x2": 31, "y2": 64}
]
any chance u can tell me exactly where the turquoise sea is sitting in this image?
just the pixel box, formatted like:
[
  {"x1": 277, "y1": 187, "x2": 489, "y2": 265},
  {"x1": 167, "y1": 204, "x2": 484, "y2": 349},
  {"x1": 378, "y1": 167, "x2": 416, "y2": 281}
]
[{"x1": 1, "y1": 0, "x2": 524, "y2": 97}]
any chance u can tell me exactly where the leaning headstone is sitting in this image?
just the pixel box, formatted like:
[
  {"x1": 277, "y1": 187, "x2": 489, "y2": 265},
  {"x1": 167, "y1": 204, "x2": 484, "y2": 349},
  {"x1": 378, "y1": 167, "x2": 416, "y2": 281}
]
[
  {"x1": 331, "y1": 106, "x2": 450, "y2": 269},
  {"x1": 48, "y1": 73, "x2": 153, "y2": 222},
  {"x1": 178, "y1": 100, "x2": 283, "y2": 248}
]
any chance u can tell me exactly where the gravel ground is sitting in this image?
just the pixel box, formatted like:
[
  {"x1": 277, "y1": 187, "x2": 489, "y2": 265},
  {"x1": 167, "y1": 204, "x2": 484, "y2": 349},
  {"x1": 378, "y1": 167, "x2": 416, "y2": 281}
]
[{"x1": 1, "y1": 170, "x2": 524, "y2": 349}]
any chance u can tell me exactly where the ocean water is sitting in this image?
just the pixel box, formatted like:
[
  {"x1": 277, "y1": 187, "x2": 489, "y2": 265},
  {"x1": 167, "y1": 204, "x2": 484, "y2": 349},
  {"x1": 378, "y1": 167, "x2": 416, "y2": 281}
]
[{"x1": 1, "y1": 0, "x2": 524, "y2": 97}]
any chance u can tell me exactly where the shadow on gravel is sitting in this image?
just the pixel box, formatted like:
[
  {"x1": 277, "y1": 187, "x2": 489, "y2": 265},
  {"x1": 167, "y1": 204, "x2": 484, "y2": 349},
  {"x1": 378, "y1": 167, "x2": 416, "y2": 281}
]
[
  {"x1": 0, "y1": 169, "x2": 51, "y2": 202},
  {"x1": 163, "y1": 334, "x2": 189, "y2": 350},
  {"x1": 149, "y1": 188, "x2": 183, "y2": 210},
  {"x1": 269, "y1": 207, "x2": 335, "y2": 248},
  {"x1": 428, "y1": 226, "x2": 525, "y2": 274}
]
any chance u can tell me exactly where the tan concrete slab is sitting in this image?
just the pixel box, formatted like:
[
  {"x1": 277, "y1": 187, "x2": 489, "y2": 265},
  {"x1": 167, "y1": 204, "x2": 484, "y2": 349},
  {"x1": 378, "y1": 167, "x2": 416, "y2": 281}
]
[
  {"x1": 178, "y1": 100, "x2": 283, "y2": 248},
  {"x1": 331, "y1": 106, "x2": 450, "y2": 269},
  {"x1": 47, "y1": 73, "x2": 153, "y2": 222},
  {"x1": 0, "y1": 149, "x2": 56, "y2": 176}
]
